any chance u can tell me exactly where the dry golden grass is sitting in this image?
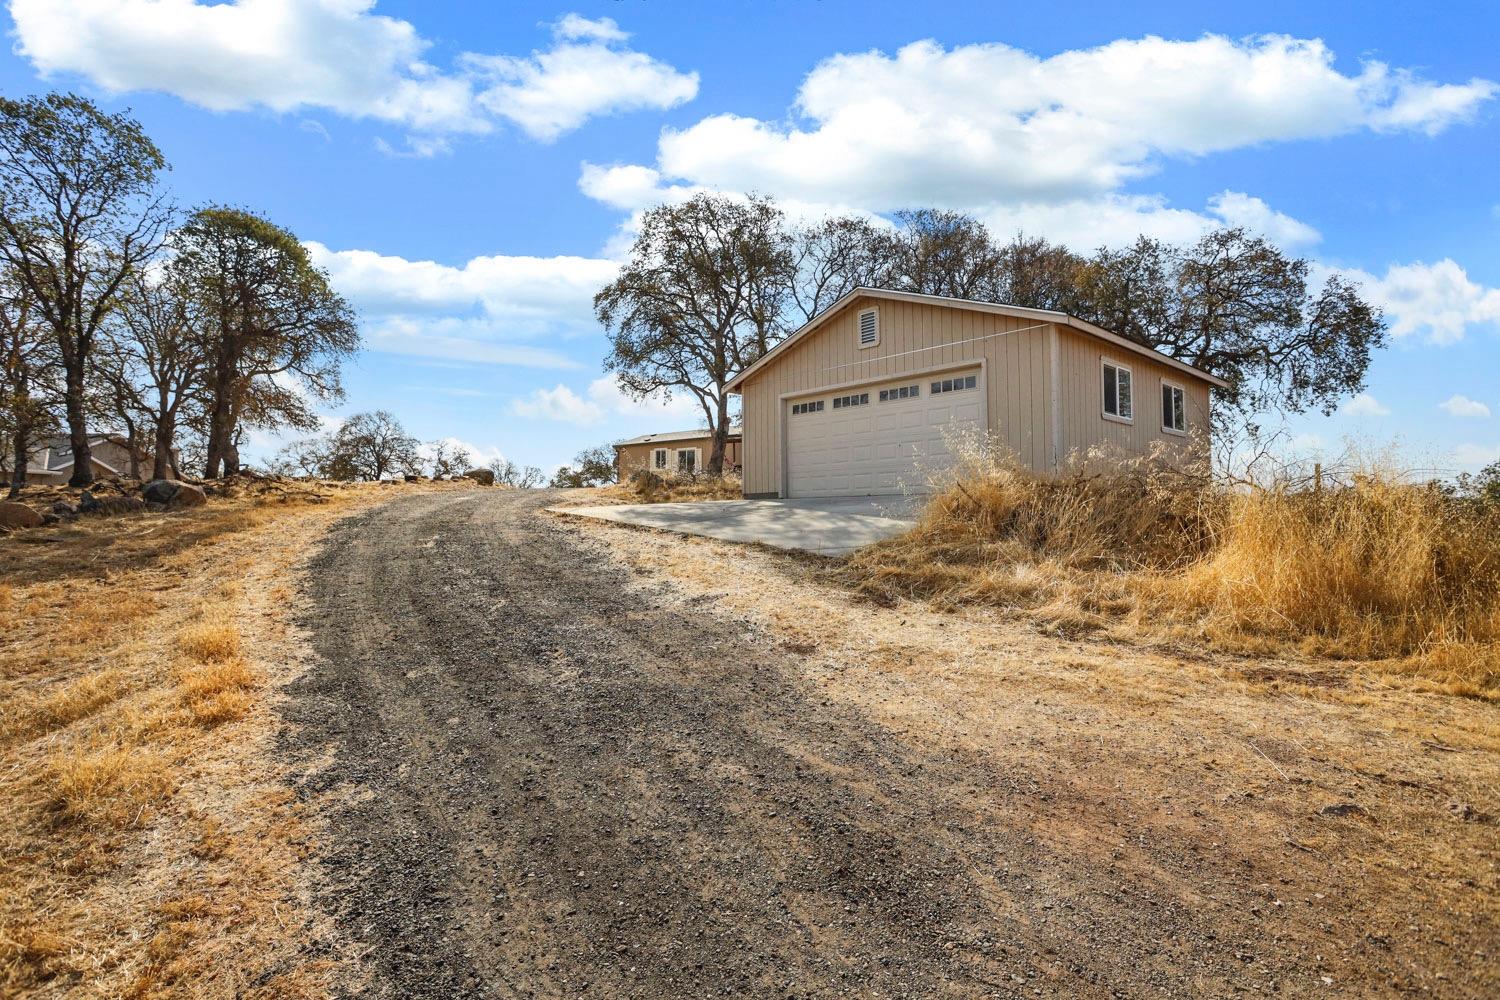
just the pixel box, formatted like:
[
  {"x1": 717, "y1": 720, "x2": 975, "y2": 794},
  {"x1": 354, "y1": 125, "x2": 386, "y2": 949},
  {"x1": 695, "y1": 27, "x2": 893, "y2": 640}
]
[
  {"x1": 176, "y1": 621, "x2": 242, "y2": 662},
  {"x1": 0, "y1": 477, "x2": 437, "y2": 997},
  {"x1": 840, "y1": 442, "x2": 1500, "y2": 697},
  {"x1": 581, "y1": 470, "x2": 744, "y2": 505}
]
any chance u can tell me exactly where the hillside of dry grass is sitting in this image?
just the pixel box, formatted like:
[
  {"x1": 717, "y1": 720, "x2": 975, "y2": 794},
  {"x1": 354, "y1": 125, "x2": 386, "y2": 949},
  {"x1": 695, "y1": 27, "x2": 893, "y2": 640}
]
[
  {"x1": 0, "y1": 479, "x2": 466, "y2": 998},
  {"x1": 838, "y1": 445, "x2": 1500, "y2": 699}
]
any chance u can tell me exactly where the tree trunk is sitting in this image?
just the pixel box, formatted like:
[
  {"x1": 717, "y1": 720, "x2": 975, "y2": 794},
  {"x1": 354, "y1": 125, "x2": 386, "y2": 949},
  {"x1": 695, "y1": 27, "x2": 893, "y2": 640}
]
[
  {"x1": 121, "y1": 414, "x2": 141, "y2": 480},
  {"x1": 63, "y1": 364, "x2": 93, "y2": 488},
  {"x1": 223, "y1": 436, "x2": 241, "y2": 477},
  {"x1": 707, "y1": 393, "x2": 729, "y2": 478},
  {"x1": 9, "y1": 422, "x2": 27, "y2": 498},
  {"x1": 152, "y1": 415, "x2": 174, "y2": 480}
]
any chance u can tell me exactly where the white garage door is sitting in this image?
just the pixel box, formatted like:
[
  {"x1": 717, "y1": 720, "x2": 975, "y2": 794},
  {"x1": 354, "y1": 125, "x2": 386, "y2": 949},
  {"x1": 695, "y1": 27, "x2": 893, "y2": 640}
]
[{"x1": 785, "y1": 369, "x2": 984, "y2": 498}]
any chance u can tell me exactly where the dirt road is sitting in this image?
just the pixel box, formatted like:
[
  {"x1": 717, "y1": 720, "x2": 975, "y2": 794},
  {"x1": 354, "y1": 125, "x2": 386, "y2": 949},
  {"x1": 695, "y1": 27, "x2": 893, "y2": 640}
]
[{"x1": 281, "y1": 490, "x2": 1495, "y2": 999}]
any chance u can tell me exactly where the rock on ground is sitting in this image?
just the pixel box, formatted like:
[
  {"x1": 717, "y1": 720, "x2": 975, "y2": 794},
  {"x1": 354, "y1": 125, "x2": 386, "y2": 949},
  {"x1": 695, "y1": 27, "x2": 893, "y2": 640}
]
[
  {"x1": 0, "y1": 501, "x2": 43, "y2": 529},
  {"x1": 142, "y1": 479, "x2": 208, "y2": 509}
]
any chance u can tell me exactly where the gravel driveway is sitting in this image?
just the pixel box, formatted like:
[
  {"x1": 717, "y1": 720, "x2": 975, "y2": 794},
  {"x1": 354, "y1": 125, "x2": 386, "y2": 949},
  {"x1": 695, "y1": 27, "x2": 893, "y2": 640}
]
[{"x1": 278, "y1": 489, "x2": 1488, "y2": 999}]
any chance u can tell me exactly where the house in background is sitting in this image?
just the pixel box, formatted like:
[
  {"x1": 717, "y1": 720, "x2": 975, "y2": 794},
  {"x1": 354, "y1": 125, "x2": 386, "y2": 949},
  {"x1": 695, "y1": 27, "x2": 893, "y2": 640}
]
[
  {"x1": 614, "y1": 427, "x2": 742, "y2": 481},
  {"x1": 3, "y1": 433, "x2": 172, "y2": 485},
  {"x1": 728, "y1": 288, "x2": 1225, "y2": 499}
]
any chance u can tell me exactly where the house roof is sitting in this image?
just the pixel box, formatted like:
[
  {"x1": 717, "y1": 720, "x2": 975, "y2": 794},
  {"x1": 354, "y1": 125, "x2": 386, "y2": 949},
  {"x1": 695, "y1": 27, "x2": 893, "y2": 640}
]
[
  {"x1": 31, "y1": 435, "x2": 126, "y2": 475},
  {"x1": 727, "y1": 287, "x2": 1230, "y2": 392},
  {"x1": 614, "y1": 427, "x2": 742, "y2": 448}
]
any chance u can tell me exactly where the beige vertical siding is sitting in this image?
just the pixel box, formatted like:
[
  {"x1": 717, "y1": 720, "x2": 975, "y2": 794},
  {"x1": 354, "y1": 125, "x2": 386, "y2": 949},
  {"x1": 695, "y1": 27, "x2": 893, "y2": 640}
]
[
  {"x1": 737, "y1": 296, "x2": 1214, "y2": 496},
  {"x1": 615, "y1": 437, "x2": 741, "y2": 481},
  {"x1": 1053, "y1": 327, "x2": 1210, "y2": 467},
  {"x1": 738, "y1": 296, "x2": 1052, "y2": 495}
]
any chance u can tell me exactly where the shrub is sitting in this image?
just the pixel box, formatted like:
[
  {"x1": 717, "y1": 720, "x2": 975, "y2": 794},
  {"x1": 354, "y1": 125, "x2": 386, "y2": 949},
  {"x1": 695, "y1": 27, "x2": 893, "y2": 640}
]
[{"x1": 840, "y1": 440, "x2": 1500, "y2": 694}]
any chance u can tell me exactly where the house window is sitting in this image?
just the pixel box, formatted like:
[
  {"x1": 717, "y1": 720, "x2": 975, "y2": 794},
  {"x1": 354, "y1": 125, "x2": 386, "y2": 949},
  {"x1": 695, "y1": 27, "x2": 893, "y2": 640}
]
[
  {"x1": 832, "y1": 392, "x2": 869, "y2": 409},
  {"x1": 1102, "y1": 361, "x2": 1133, "y2": 421},
  {"x1": 677, "y1": 449, "x2": 697, "y2": 474},
  {"x1": 878, "y1": 384, "x2": 920, "y2": 402},
  {"x1": 930, "y1": 374, "x2": 978, "y2": 395},
  {"x1": 857, "y1": 308, "x2": 879, "y2": 349},
  {"x1": 791, "y1": 400, "x2": 824, "y2": 415},
  {"x1": 653, "y1": 448, "x2": 668, "y2": 470},
  {"x1": 1161, "y1": 382, "x2": 1186, "y2": 434}
]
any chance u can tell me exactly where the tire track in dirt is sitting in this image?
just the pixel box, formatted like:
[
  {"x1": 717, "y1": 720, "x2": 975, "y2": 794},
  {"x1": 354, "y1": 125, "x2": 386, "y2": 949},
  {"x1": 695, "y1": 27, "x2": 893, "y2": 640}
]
[{"x1": 279, "y1": 489, "x2": 1384, "y2": 998}]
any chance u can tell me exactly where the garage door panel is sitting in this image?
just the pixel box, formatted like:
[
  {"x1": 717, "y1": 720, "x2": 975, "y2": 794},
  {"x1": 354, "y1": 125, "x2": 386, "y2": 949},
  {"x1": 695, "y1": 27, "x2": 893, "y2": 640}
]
[{"x1": 786, "y1": 368, "x2": 983, "y2": 498}]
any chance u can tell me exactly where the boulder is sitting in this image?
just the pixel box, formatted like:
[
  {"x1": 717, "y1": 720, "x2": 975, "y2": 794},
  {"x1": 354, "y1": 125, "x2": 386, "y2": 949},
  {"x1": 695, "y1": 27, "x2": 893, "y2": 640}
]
[
  {"x1": 462, "y1": 468, "x2": 496, "y2": 487},
  {"x1": 79, "y1": 491, "x2": 146, "y2": 516},
  {"x1": 51, "y1": 500, "x2": 78, "y2": 519},
  {"x1": 142, "y1": 479, "x2": 207, "y2": 509},
  {"x1": 0, "y1": 501, "x2": 43, "y2": 530}
]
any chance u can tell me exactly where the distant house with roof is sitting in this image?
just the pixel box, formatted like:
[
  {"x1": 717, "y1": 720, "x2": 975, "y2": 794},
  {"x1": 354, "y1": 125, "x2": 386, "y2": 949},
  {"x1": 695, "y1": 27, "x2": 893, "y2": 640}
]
[
  {"x1": 613, "y1": 427, "x2": 742, "y2": 480},
  {"x1": 2, "y1": 433, "x2": 172, "y2": 485}
]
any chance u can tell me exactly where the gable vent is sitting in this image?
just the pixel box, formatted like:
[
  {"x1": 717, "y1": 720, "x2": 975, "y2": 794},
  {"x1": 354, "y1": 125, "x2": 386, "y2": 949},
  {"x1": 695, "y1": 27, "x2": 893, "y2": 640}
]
[{"x1": 858, "y1": 309, "x2": 878, "y2": 347}]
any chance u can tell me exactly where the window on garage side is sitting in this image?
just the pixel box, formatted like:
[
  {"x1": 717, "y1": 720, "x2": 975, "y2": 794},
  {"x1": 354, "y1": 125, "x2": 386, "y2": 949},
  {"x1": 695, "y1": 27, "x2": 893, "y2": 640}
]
[
  {"x1": 857, "y1": 308, "x2": 879, "y2": 349},
  {"x1": 1102, "y1": 361, "x2": 1133, "y2": 421},
  {"x1": 1161, "y1": 381, "x2": 1186, "y2": 434},
  {"x1": 930, "y1": 374, "x2": 977, "y2": 395}
]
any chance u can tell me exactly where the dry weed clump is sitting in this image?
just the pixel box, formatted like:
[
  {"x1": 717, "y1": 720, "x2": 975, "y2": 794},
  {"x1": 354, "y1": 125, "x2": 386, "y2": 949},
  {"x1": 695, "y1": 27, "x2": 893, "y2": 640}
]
[
  {"x1": 623, "y1": 470, "x2": 743, "y2": 503},
  {"x1": 1162, "y1": 470, "x2": 1500, "y2": 690},
  {"x1": 45, "y1": 742, "x2": 176, "y2": 828},
  {"x1": 841, "y1": 440, "x2": 1500, "y2": 694}
]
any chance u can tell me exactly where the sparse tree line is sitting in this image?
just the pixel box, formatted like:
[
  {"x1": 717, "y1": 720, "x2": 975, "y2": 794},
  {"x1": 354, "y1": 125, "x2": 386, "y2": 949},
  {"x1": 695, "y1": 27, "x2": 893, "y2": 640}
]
[
  {"x1": 0, "y1": 92, "x2": 363, "y2": 497},
  {"x1": 0, "y1": 92, "x2": 522, "y2": 498},
  {"x1": 597, "y1": 193, "x2": 1388, "y2": 477},
  {"x1": 268, "y1": 409, "x2": 546, "y2": 486}
]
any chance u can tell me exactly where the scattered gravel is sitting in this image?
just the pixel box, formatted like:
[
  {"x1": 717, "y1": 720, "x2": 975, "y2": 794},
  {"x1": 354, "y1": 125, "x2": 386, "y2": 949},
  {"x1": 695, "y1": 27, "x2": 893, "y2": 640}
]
[{"x1": 278, "y1": 489, "x2": 1495, "y2": 999}]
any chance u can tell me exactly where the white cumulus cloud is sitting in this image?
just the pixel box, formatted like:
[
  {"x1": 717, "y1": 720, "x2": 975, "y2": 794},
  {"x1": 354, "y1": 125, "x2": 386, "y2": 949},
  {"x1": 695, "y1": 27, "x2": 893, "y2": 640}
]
[
  {"x1": 1332, "y1": 259, "x2": 1500, "y2": 345},
  {"x1": 304, "y1": 240, "x2": 617, "y2": 367},
  {"x1": 1452, "y1": 443, "x2": 1500, "y2": 470},
  {"x1": 581, "y1": 34, "x2": 1493, "y2": 214},
  {"x1": 1439, "y1": 395, "x2": 1491, "y2": 418},
  {"x1": 9, "y1": 2, "x2": 697, "y2": 146},
  {"x1": 1342, "y1": 392, "x2": 1390, "y2": 417},
  {"x1": 511, "y1": 376, "x2": 703, "y2": 426}
]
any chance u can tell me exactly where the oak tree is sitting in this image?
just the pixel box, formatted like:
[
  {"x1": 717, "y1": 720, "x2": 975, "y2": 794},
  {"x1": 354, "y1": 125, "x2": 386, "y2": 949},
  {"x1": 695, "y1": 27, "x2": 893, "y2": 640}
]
[{"x1": 0, "y1": 93, "x2": 171, "y2": 486}]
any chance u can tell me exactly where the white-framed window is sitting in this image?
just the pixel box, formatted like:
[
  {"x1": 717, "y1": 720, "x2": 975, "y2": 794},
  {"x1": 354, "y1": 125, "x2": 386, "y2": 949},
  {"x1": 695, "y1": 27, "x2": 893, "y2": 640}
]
[
  {"x1": 857, "y1": 308, "x2": 879, "y2": 349},
  {"x1": 930, "y1": 374, "x2": 978, "y2": 395},
  {"x1": 878, "y1": 384, "x2": 920, "y2": 402},
  {"x1": 652, "y1": 448, "x2": 668, "y2": 470},
  {"x1": 832, "y1": 392, "x2": 869, "y2": 409},
  {"x1": 1102, "y1": 360, "x2": 1133, "y2": 421},
  {"x1": 791, "y1": 400, "x2": 824, "y2": 415},
  {"x1": 676, "y1": 448, "x2": 698, "y2": 474},
  {"x1": 1161, "y1": 380, "x2": 1186, "y2": 434}
]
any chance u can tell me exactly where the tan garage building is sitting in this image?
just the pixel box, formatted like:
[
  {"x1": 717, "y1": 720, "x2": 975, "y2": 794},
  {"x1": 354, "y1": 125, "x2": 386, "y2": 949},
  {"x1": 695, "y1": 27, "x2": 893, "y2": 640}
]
[
  {"x1": 614, "y1": 427, "x2": 742, "y2": 481},
  {"x1": 728, "y1": 288, "x2": 1226, "y2": 499}
]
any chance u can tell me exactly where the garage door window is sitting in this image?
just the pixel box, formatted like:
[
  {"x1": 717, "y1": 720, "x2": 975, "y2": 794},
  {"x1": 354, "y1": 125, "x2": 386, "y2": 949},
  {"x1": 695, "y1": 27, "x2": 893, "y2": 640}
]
[
  {"x1": 879, "y1": 384, "x2": 920, "y2": 402},
  {"x1": 791, "y1": 400, "x2": 824, "y2": 415},
  {"x1": 832, "y1": 392, "x2": 869, "y2": 409},
  {"x1": 931, "y1": 374, "x2": 977, "y2": 395}
]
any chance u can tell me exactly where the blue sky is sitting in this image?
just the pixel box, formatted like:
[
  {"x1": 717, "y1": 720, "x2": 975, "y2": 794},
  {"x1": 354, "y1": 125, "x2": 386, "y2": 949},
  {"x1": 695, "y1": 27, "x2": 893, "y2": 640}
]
[{"x1": 4, "y1": 1, "x2": 1498, "y2": 474}]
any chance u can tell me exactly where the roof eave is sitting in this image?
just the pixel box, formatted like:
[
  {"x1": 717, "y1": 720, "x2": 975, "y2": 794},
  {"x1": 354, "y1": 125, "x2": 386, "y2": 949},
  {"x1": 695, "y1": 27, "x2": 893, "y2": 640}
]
[{"x1": 727, "y1": 286, "x2": 1227, "y2": 391}]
